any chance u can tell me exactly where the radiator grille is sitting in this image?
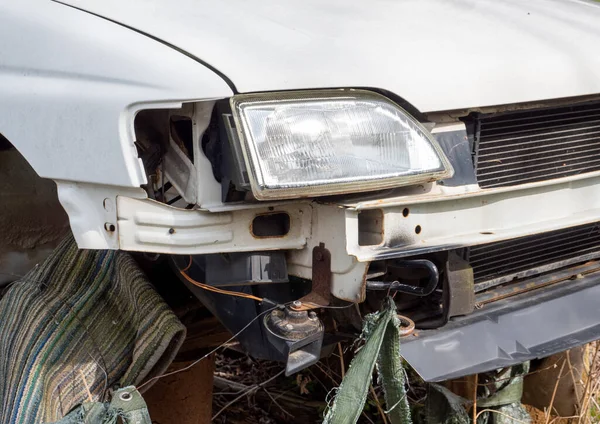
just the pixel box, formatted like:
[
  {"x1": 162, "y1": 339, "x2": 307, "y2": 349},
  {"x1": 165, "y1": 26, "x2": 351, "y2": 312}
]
[
  {"x1": 468, "y1": 221, "x2": 600, "y2": 289},
  {"x1": 474, "y1": 102, "x2": 600, "y2": 188}
]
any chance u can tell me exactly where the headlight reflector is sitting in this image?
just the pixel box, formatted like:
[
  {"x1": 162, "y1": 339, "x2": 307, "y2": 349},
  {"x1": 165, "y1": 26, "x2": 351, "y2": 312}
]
[{"x1": 231, "y1": 90, "x2": 452, "y2": 200}]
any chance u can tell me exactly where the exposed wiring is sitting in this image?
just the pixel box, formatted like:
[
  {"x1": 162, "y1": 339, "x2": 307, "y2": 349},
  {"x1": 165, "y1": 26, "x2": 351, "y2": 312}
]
[
  {"x1": 177, "y1": 256, "x2": 359, "y2": 310},
  {"x1": 137, "y1": 303, "x2": 284, "y2": 391},
  {"x1": 136, "y1": 300, "x2": 355, "y2": 393},
  {"x1": 178, "y1": 256, "x2": 265, "y2": 303},
  {"x1": 181, "y1": 256, "x2": 194, "y2": 272}
]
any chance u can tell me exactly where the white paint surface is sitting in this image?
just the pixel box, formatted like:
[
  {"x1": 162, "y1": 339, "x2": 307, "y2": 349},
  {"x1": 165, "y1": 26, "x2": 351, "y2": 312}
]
[{"x1": 62, "y1": 0, "x2": 600, "y2": 112}]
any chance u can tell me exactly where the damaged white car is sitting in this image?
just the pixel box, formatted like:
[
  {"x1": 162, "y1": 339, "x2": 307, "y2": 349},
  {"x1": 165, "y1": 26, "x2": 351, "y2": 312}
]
[{"x1": 2, "y1": 0, "x2": 600, "y2": 382}]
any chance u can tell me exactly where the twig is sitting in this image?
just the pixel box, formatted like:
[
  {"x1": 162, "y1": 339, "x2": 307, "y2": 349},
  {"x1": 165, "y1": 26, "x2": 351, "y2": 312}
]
[
  {"x1": 370, "y1": 385, "x2": 388, "y2": 424},
  {"x1": 549, "y1": 415, "x2": 582, "y2": 424},
  {"x1": 211, "y1": 369, "x2": 284, "y2": 421},
  {"x1": 545, "y1": 359, "x2": 567, "y2": 424},
  {"x1": 332, "y1": 319, "x2": 346, "y2": 379},
  {"x1": 337, "y1": 343, "x2": 346, "y2": 376},
  {"x1": 270, "y1": 387, "x2": 326, "y2": 408},
  {"x1": 307, "y1": 368, "x2": 329, "y2": 393},
  {"x1": 361, "y1": 411, "x2": 377, "y2": 424},
  {"x1": 448, "y1": 357, "x2": 565, "y2": 388},
  {"x1": 138, "y1": 305, "x2": 281, "y2": 392},
  {"x1": 213, "y1": 376, "x2": 249, "y2": 393},
  {"x1": 578, "y1": 344, "x2": 600, "y2": 424},
  {"x1": 475, "y1": 408, "x2": 529, "y2": 423},
  {"x1": 583, "y1": 364, "x2": 600, "y2": 424},
  {"x1": 472, "y1": 373, "x2": 478, "y2": 424},
  {"x1": 566, "y1": 350, "x2": 582, "y2": 415},
  {"x1": 315, "y1": 362, "x2": 342, "y2": 385},
  {"x1": 263, "y1": 388, "x2": 294, "y2": 418}
]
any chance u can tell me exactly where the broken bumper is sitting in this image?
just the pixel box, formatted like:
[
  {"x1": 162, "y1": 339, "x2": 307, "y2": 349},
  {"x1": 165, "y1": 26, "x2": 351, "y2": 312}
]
[{"x1": 401, "y1": 268, "x2": 600, "y2": 382}]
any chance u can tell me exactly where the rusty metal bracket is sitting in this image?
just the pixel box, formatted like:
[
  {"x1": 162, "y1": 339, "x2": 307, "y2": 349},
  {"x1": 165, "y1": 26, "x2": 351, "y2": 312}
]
[
  {"x1": 299, "y1": 243, "x2": 332, "y2": 307},
  {"x1": 444, "y1": 251, "x2": 475, "y2": 319}
]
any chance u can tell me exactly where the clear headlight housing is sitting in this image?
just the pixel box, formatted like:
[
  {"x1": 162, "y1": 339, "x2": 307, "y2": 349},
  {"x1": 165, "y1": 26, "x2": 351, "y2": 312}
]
[{"x1": 230, "y1": 90, "x2": 453, "y2": 200}]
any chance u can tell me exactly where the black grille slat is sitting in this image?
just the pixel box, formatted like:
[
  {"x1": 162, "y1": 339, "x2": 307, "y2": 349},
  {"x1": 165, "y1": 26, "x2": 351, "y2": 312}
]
[
  {"x1": 478, "y1": 130, "x2": 600, "y2": 161},
  {"x1": 480, "y1": 120, "x2": 600, "y2": 142},
  {"x1": 478, "y1": 151, "x2": 600, "y2": 177},
  {"x1": 469, "y1": 227, "x2": 597, "y2": 262},
  {"x1": 479, "y1": 143, "x2": 600, "y2": 169},
  {"x1": 473, "y1": 241, "x2": 600, "y2": 278},
  {"x1": 480, "y1": 106, "x2": 600, "y2": 127},
  {"x1": 474, "y1": 244, "x2": 600, "y2": 284},
  {"x1": 477, "y1": 161, "x2": 600, "y2": 187},
  {"x1": 471, "y1": 233, "x2": 600, "y2": 268},
  {"x1": 469, "y1": 222, "x2": 600, "y2": 285},
  {"x1": 474, "y1": 101, "x2": 600, "y2": 188},
  {"x1": 470, "y1": 223, "x2": 600, "y2": 253}
]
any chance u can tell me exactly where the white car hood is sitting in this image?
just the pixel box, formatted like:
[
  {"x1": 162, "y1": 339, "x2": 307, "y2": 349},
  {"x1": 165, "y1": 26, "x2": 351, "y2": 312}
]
[{"x1": 62, "y1": 0, "x2": 600, "y2": 112}]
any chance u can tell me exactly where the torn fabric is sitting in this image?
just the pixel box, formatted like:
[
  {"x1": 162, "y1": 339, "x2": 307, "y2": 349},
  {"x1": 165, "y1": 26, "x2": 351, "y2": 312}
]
[{"x1": 323, "y1": 298, "x2": 411, "y2": 424}]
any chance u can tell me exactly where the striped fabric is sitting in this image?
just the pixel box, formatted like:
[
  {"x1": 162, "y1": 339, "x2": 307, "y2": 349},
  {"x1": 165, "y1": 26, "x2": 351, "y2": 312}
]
[{"x1": 0, "y1": 236, "x2": 186, "y2": 423}]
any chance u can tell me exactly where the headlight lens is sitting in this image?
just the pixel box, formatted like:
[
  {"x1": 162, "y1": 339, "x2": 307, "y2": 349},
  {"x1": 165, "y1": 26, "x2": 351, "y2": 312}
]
[{"x1": 231, "y1": 90, "x2": 453, "y2": 200}]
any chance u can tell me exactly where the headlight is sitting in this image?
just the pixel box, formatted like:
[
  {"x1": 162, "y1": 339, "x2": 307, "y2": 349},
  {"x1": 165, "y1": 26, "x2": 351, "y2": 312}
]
[{"x1": 230, "y1": 90, "x2": 453, "y2": 200}]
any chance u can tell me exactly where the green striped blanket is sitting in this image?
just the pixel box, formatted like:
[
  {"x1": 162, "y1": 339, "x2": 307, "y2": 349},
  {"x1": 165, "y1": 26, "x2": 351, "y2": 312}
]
[{"x1": 0, "y1": 236, "x2": 186, "y2": 423}]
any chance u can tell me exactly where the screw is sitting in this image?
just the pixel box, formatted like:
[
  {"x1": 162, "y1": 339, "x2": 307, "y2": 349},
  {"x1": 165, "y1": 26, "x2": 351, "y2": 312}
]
[
  {"x1": 285, "y1": 324, "x2": 294, "y2": 331},
  {"x1": 168, "y1": 228, "x2": 175, "y2": 234},
  {"x1": 291, "y1": 300, "x2": 302, "y2": 310},
  {"x1": 309, "y1": 311, "x2": 317, "y2": 320}
]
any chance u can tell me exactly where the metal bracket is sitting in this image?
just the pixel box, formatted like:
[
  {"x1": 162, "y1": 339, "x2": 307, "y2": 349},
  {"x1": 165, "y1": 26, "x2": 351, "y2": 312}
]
[
  {"x1": 300, "y1": 243, "x2": 332, "y2": 306},
  {"x1": 444, "y1": 251, "x2": 475, "y2": 319}
]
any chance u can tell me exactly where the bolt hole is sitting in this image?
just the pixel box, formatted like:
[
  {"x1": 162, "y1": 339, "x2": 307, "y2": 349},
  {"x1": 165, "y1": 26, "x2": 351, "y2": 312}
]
[
  {"x1": 402, "y1": 208, "x2": 410, "y2": 217},
  {"x1": 104, "y1": 223, "x2": 116, "y2": 233},
  {"x1": 119, "y1": 392, "x2": 132, "y2": 402},
  {"x1": 169, "y1": 228, "x2": 175, "y2": 234},
  {"x1": 415, "y1": 225, "x2": 422, "y2": 234}
]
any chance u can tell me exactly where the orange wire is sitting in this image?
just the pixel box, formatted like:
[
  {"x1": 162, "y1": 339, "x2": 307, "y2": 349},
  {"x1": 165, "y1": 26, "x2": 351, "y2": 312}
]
[
  {"x1": 182, "y1": 256, "x2": 193, "y2": 272},
  {"x1": 179, "y1": 256, "x2": 264, "y2": 302}
]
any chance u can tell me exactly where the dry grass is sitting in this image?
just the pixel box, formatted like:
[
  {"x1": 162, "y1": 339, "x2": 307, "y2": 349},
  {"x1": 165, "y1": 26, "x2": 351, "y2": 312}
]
[
  {"x1": 209, "y1": 342, "x2": 600, "y2": 424},
  {"x1": 579, "y1": 342, "x2": 600, "y2": 424},
  {"x1": 527, "y1": 342, "x2": 600, "y2": 424}
]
